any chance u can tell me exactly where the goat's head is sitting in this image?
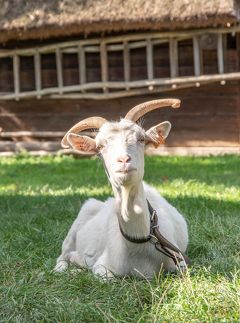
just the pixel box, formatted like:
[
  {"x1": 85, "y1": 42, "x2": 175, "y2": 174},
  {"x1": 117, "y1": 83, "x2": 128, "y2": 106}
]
[{"x1": 62, "y1": 99, "x2": 180, "y2": 187}]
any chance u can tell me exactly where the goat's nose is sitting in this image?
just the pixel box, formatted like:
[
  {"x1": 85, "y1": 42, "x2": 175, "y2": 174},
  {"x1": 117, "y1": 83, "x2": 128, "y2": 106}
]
[{"x1": 117, "y1": 155, "x2": 131, "y2": 163}]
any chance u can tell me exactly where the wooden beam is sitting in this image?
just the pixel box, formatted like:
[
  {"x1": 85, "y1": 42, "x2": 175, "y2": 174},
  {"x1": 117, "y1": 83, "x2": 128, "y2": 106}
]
[
  {"x1": 1, "y1": 26, "x2": 240, "y2": 58},
  {"x1": 48, "y1": 82, "x2": 208, "y2": 100},
  {"x1": 56, "y1": 48, "x2": 63, "y2": 94},
  {"x1": 100, "y1": 42, "x2": 108, "y2": 93},
  {"x1": 169, "y1": 39, "x2": 179, "y2": 78},
  {"x1": 78, "y1": 44, "x2": 86, "y2": 87},
  {"x1": 26, "y1": 38, "x2": 188, "y2": 55},
  {"x1": 217, "y1": 33, "x2": 224, "y2": 74},
  {"x1": 13, "y1": 54, "x2": 20, "y2": 100},
  {"x1": 0, "y1": 141, "x2": 60, "y2": 152},
  {"x1": 34, "y1": 50, "x2": 42, "y2": 98},
  {"x1": 2, "y1": 71, "x2": 240, "y2": 100},
  {"x1": 147, "y1": 38, "x2": 154, "y2": 80},
  {"x1": 193, "y1": 36, "x2": 202, "y2": 76},
  {"x1": 0, "y1": 131, "x2": 65, "y2": 138},
  {"x1": 123, "y1": 41, "x2": 130, "y2": 89}
]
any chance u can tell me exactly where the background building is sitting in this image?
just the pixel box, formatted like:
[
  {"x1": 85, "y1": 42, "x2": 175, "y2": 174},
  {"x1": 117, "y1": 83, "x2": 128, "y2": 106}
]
[{"x1": 0, "y1": 0, "x2": 240, "y2": 155}]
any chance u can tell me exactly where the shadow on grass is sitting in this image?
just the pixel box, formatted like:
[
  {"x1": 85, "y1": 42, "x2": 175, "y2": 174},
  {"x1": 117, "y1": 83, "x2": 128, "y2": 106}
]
[{"x1": 145, "y1": 155, "x2": 240, "y2": 188}]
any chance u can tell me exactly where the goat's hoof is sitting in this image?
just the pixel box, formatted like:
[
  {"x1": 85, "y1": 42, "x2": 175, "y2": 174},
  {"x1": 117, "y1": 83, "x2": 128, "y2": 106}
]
[
  {"x1": 178, "y1": 260, "x2": 188, "y2": 272},
  {"x1": 69, "y1": 268, "x2": 83, "y2": 275},
  {"x1": 53, "y1": 260, "x2": 69, "y2": 273},
  {"x1": 94, "y1": 267, "x2": 115, "y2": 280}
]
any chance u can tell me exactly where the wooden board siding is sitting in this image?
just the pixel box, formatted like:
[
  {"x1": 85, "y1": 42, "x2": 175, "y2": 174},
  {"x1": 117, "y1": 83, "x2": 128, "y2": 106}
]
[
  {"x1": 0, "y1": 81, "x2": 239, "y2": 150},
  {"x1": 178, "y1": 39, "x2": 194, "y2": 76},
  {"x1": 108, "y1": 50, "x2": 124, "y2": 82},
  {"x1": 19, "y1": 56, "x2": 35, "y2": 91},
  {"x1": 1, "y1": 32, "x2": 240, "y2": 101},
  {"x1": 153, "y1": 43, "x2": 170, "y2": 78},
  {"x1": 41, "y1": 53, "x2": 57, "y2": 88},
  {"x1": 62, "y1": 53, "x2": 79, "y2": 86},
  {"x1": 0, "y1": 31, "x2": 240, "y2": 153},
  {"x1": 85, "y1": 51, "x2": 101, "y2": 83},
  {"x1": 0, "y1": 57, "x2": 14, "y2": 92},
  {"x1": 130, "y1": 47, "x2": 147, "y2": 81}
]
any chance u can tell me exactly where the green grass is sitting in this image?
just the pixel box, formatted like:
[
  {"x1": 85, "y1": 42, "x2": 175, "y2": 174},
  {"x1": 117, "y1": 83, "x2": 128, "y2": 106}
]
[{"x1": 0, "y1": 154, "x2": 239, "y2": 322}]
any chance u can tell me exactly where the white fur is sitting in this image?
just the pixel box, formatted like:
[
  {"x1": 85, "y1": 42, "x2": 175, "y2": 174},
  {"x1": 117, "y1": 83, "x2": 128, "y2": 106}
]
[{"x1": 54, "y1": 120, "x2": 189, "y2": 278}]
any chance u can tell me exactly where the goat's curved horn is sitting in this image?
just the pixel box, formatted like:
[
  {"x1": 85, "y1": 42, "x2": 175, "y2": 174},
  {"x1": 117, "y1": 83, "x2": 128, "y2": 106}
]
[
  {"x1": 124, "y1": 98, "x2": 181, "y2": 123},
  {"x1": 61, "y1": 116, "x2": 107, "y2": 148}
]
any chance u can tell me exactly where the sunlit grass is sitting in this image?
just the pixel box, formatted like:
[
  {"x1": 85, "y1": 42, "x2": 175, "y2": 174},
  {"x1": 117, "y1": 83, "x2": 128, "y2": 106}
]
[{"x1": 0, "y1": 154, "x2": 239, "y2": 322}]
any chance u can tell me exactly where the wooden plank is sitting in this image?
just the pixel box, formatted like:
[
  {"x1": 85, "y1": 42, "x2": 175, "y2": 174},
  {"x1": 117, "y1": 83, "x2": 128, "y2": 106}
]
[
  {"x1": 2, "y1": 71, "x2": 240, "y2": 100},
  {"x1": 217, "y1": 33, "x2": 224, "y2": 74},
  {"x1": 61, "y1": 40, "x2": 177, "y2": 54},
  {"x1": 0, "y1": 151, "x2": 57, "y2": 156},
  {"x1": 169, "y1": 39, "x2": 179, "y2": 78},
  {"x1": 34, "y1": 51, "x2": 42, "y2": 98},
  {"x1": 0, "y1": 141, "x2": 60, "y2": 152},
  {"x1": 1, "y1": 83, "x2": 237, "y2": 114},
  {"x1": 147, "y1": 38, "x2": 153, "y2": 80},
  {"x1": 0, "y1": 89, "x2": 239, "y2": 149},
  {"x1": 123, "y1": 41, "x2": 130, "y2": 88},
  {"x1": 193, "y1": 36, "x2": 202, "y2": 76},
  {"x1": 0, "y1": 131, "x2": 65, "y2": 138},
  {"x1": 2, "y1": 26, "x2": 240, "y2": 58},
  {"x1": 78, "y1": 45, "x2": 86, "y2": 87},
  {"x1": 100, "y1": 42, "x2": 108, "y2": 93},
  {"x1": 222, "y1": 33, "x2": 227, "y2": 72},
  {"x1": 13, "y1": 54, "x2": 20, "y2": 100},
  {"x1": 56, "y1": 48, "x2": 63, "y2": 94},
  {"x1": 166, "y1": 115, "x2": 239, "y2": 147}
]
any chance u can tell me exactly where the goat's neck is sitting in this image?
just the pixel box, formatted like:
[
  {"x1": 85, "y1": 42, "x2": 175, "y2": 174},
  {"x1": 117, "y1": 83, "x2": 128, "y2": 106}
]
[{"x1": 113, "y1": 182, "x2": 150, "y2": 238}]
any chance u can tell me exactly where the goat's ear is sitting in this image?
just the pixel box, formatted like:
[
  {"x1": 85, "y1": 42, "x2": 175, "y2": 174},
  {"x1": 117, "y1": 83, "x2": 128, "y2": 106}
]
[
  {"x1": 145, "y1": 121, "x2": 172, "y2": 147},
  {"x1": 67, "y1": 133, "x2": 97, "y2": 154}
]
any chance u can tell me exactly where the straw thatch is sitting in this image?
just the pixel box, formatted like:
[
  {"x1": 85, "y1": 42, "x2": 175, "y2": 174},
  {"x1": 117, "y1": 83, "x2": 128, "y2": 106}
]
[{"x1": 0, "y1": 0, "x2": 239, "y2": 43}]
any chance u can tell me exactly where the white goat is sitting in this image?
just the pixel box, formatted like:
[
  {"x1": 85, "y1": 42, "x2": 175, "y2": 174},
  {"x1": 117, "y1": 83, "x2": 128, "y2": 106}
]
[{"x1": 54, "y1": 99, "x2": 189, "y2": 278}]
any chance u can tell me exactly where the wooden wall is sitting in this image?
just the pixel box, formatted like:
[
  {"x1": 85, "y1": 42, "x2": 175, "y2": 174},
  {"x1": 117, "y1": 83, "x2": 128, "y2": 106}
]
[
  {"x1": 1, "y1": 35, "x2": 239, "y2": 94},
  {"x1": 0, "y1": 33, "x2": 239, "y2": 153},
  {"x1": 0, "y1": 81, "x2": 239, "y2": 152}
]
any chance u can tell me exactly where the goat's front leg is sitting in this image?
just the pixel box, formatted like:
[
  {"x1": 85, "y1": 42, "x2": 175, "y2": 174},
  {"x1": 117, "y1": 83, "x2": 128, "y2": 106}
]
[
  {"x1": 54, "y1": 230, "x2": 77, "y2": 272},
  {"x1": 92, "y1": 253, "x2": 115, "y2": 280}
]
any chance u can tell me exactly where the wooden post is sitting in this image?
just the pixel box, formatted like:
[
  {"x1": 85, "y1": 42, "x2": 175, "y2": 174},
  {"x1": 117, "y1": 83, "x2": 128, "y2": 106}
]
[
  {"x1": 123, "y1": 41, "x2": 130, "y2": 90},
  {"x1": 78, "y1": 45, "x2": 86, "y2": 92},
  {"x1": 193, "y1": 36, "x2": 202, "y2": 76},
  {"x1": 169, "y1": 38, "x2": 179, "y2": 78},
  {"x1": 34, "y1": 50, "x2": 42, "y2": 98},
  {"x1": 56, "y1": 48, "x2": 63, "y2": 94},
  {"x1": 100, "y1": 42, "x2": 108, "y2": 93},
  {"x1": 217, "y1": 33, "x2": 224, "y2": 74},
  {"x1": 13, "y1": 54, "x2": 20, "y2": 100},
  {"x1": 147, "y1": 38, "x2": 154, "y2": 80}
]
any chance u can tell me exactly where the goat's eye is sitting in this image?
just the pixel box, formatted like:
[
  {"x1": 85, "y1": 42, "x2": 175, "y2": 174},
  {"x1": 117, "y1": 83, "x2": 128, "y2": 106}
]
[
  {"x1": 97, "y1": 144, "x2": 104, "y2": 150},
  {"x1": 138, "y1": 138, "x2": 145, "y2": 144}
]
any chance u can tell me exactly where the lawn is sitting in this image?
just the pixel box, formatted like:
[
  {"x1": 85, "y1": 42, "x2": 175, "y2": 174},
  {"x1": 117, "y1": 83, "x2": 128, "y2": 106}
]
[{"x1": 0, "y1": 154, "x2": 239, "y2": 322}]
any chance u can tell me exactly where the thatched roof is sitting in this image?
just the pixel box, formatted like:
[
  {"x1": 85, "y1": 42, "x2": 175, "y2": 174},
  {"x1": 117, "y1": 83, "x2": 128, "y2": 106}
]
[{"x1": 0, "y1": 0, "x2": 239, "y2": 43}]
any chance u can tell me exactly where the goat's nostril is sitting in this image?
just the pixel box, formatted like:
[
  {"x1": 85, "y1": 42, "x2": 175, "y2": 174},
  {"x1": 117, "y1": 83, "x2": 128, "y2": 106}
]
[{"x1": 117, "y1": 155, "x2": 131, "y2": 163}]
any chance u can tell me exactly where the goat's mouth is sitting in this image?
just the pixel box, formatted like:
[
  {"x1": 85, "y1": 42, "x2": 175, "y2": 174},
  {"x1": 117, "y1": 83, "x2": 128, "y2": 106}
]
[{"x1": 115, "y1": 168, "x2": 137, "y2": 175}]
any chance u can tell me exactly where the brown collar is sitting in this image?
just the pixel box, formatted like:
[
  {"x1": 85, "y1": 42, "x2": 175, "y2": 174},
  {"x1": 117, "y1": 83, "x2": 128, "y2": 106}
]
[{"x1": 120, "y1": 200, "x2": 191, "y2": 267}]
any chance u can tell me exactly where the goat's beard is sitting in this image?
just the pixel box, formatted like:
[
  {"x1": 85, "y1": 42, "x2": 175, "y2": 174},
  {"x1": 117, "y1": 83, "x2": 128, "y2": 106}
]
[{"x1": 110, "y1": 171, "x2": 142, "y2": 189}]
